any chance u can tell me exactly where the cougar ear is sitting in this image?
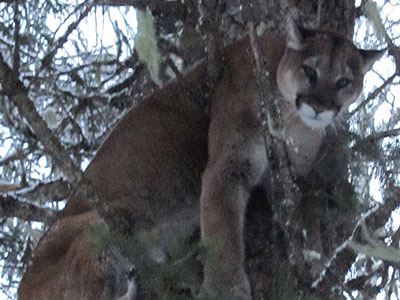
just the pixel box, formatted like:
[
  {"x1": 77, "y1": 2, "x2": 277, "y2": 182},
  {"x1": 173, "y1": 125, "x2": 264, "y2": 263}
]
[
  {"x1": 359, "y1": 48, "x2": 386, "y2": 73},
  {"x1": 287, "y1": 20, "x2": 315, "y2": 50}
]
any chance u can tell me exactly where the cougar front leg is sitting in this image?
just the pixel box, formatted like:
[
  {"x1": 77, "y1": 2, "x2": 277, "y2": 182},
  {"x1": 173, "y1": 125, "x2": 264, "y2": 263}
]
[{"x1": 199, "y1": 139, "x2": 267, "y2": 300}]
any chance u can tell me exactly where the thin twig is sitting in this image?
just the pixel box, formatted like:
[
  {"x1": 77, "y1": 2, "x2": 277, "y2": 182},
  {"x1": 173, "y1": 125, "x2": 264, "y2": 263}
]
[
  {"x1": 28, "y1": 1, "x2": 96, "y2": 89},
  {"x1": 350, "y1": 73, "x2": 396, "y2": 115},
  {"x1": 12, "y1": 0, "x2": 21, "y2": 83},
  {"x1": 367, "y1": 127, "x2": 400, "y2": 141},
  {"x1": 0, "y1": 149, "x2": 29, "y2": 167}
]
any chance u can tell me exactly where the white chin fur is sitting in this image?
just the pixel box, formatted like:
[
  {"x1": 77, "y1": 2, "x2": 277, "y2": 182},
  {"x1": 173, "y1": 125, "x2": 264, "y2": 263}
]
[{"x1": 297, "y1": 103, "x2": 335, "y2": 128}]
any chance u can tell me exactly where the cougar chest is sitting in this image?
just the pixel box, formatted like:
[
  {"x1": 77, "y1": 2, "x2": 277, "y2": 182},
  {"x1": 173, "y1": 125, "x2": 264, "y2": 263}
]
[{"x1": 281, "y1": 102, "x2": 325, "y2": 176}]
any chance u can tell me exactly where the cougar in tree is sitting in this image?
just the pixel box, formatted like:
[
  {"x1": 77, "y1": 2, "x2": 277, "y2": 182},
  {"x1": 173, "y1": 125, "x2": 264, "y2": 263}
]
[{"x1": 18, "y1": 23, "x2": 384, "y2": 300}]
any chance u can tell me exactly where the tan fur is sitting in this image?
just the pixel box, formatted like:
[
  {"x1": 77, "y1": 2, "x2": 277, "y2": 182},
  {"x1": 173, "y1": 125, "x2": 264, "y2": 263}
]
[{"x1": 18, "y1": 25, "x2": 383, "y2": 300}]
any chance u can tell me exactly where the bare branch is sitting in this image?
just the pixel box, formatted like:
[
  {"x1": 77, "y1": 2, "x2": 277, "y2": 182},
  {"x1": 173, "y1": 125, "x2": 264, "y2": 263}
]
[
  {"x1": 45, "y1": 2, "x2": 93, "y2": 66},
  {"x1": 388, "y1": 45, "x2": 400, "y2": 76},
  {"x1": 348, "y1": 224, "x2": 400, "y2": 264},
  {"x1": 12, "y1": 0, "x2": 20, "y2": 82},
  {"x1": 0, "y1": 52, "x2": 83, "y2": 183},
  {"x1": 350, "y1": 73, "x2": 397, "y2": 115},
  {"x1": 379, "y1": 16, "x2": 400, "y2": 76},
  {"x1": 0, "y1": 183, "x2": 27, "y2": 193},
  {"x1": 0, "y1": 194, "x2": 55, "y2": 223},
  {"x1": 0, "y1": 53, "x2": 131, "y2": 235},
  {"x1": 17, "y1": 180, "x2": 71, "y2": 205},
  {"x1": 0, "y1": 149, "x2": 29, "y2": 167},
  {"x1": 366, "y1": 127, "x2": 400, "y2": 141},
  {"x1": 30, "y1": 1, "x2": 96, "y2": 87},
  {"x1": 313, "y1": 187, "x2": 400, "y2": 290}
]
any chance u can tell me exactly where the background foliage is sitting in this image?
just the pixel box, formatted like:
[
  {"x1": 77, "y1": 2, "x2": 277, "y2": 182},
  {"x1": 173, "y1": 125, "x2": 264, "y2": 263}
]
[{"x1": 0, "y1": 0, "x2": 399, "y2": 299}]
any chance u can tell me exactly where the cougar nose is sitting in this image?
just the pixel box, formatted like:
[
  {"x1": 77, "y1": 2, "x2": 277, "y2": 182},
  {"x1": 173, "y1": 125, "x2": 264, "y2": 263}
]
[
  {"x1": 296, "y1": 95, "x2": 324, "y2": 113},
  {"x1": 311, "y1": 104, "x2": 328, "y2": 114},
  {"x1": 296, "y1": 95, "x2": 340, "y2": 115}
]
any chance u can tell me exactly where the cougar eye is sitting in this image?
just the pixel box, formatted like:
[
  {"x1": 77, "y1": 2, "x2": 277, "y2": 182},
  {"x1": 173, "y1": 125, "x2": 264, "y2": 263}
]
[
  {"x1": 336, "y1": 78, "x2": 350, "y2": 90},
  {"x1": 302, "y1": 65, "x2": 317, "y2": 82}
]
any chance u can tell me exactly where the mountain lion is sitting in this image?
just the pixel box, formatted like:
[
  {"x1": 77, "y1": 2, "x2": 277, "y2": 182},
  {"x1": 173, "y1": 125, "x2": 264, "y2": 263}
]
[{"x1": 18, "y1": 24, "x2": 383, "y2": 300}]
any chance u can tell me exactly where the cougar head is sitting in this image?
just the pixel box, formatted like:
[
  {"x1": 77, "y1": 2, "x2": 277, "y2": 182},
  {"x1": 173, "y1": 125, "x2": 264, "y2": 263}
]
[{"x1": 277, "y1": 23, "x2": 385, "y2": 128}]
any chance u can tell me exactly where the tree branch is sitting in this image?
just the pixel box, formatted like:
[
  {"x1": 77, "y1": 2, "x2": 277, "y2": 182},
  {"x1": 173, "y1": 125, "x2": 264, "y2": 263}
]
[
  {"x1": 248, "y1": 19, "x2": 304, "y2": 274},
  {"x1": 0, "y1": 182, "x2": 27, "y2": 193},
  {"x1": 348, "y1": 224, "x2": 400, "y2": 264},
  {"x1": 0, "y1": 194, "x2": 55, "y2": 223},
  {"x1": 350, "y1": 73, "x2": 397, "y2": 115},
  {"x1": 0, "y1": 149, "x2": 29, "y2": 167},
  {"x1": 0, "y1": 52, "x2": 128, "y2": 236},
  {"x1": 29, "y1": 0, "x2": 96, "y2": 89},
  {"x1": 17, "y1": 179, "x2": 72, "y2": 205},
  {"x1": 313, "y1": 187, "x2": 400, "y2": 291},
  {"x1": 0, "y1": 52, "x2": 83, "y2": 183},
  {"x1": 12, "y1": 0, "x2": 20, "y2": 83},
  {"x1": 366, "y1": 127, "x2": 400, "y2": 141}
]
